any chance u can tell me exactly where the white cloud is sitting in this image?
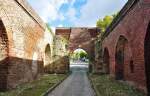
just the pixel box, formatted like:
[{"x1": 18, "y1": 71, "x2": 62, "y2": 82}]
[
  {"x1": 28, "y1": 0, "x2": 69, "y2": 22},
  {"x1": 28, "y1": 0, "x2": 127, "y2": 27},
  {"x1": 73, "y1": 0, "x2": 127, "y2": 27}
]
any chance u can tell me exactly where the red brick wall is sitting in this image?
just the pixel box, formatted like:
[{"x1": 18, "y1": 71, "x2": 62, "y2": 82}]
[
  {"x1": 0, "y1": 0, "x2": 45, "y2": 90},
  {"x1": 102, "y1": 0, "x2": 150, "y2": 92}
]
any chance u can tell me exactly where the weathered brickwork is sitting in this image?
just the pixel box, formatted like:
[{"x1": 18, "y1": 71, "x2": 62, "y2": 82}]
[
  {"x1": 54, "y1": 27, "x2": 98, "y2": 73},
  {"x1": 0, "y1": 0, "x2": 54, "y2": 90},
  {"x1": 101, "y1": 0, "x2": 150, "y2": 93}
]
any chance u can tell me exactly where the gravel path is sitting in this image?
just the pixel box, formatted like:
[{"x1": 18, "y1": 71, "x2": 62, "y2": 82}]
[{"x1": 47, "y1": 65, "x2": 95, "y2": 96}]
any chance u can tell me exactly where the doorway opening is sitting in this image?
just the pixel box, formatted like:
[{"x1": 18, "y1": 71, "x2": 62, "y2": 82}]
[{"x1": 69, "y1": 48, "x2": 89, "y2": 71}]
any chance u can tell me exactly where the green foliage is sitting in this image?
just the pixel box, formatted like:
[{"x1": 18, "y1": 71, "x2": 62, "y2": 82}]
[
  {"x1": 96, "y1": 13, "x2": 117, "y2": 33},
  {"x1": 70, "y1": 50, "x2": 88, "y2": 60},
  {"x1": 79, "y1": 51, "x2": 88, "y2": 59}
]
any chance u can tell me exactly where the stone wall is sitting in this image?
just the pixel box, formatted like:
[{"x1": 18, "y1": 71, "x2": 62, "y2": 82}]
[
  {"x1": 0, "y1": 0, "x2": 46, "y2": 90},
  {"x1": 101, "y1": 0, "x2": 150, "y2": 93}
]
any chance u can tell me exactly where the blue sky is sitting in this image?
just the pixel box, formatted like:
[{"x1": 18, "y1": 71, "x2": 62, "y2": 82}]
[{"x1": 27, "y1": 0, "x2": 127, "y2": 29}]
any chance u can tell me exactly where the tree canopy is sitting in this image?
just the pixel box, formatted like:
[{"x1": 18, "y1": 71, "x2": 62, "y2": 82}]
[
  {"x1": 70, "y1": 50, "x2": 88, "y2": 60},
  {"x1": 96, "y1": 14, "x2": 117, "y2": 33}
]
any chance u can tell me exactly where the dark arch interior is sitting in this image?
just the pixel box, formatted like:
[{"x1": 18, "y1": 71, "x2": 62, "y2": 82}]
[
  {"x1": 0, "y1": 19, "x2": 8, "y2": 91},
  {"x1": 103, "y1": 48, "x2": 110, "y2": 74},
  {"x1": 115, "y1": 36, "x2": 127, "y2": 80},
  {"x1": 44, "y1": 44, "x2": 51, "y2": 71},
  {"x1": 144, "y1": 22, "x2": 150, "y2": 95}
]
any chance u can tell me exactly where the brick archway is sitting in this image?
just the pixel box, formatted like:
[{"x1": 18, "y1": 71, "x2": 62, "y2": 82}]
[
  {"x1": 0, "y1": 19, "x2": 9, "y2": 91},
  {"x1": 56, "y1": 27, "x2": 98, "y2": 57},
  {"x1": 144, "y1": 22, "x2": 150, "y2": 95},
  {"x1": 44, "y1": 44, "x2": 52, "y2": 72},
  {"x1": 55, "y1": 27, "x2": 98, "y2": 73},
  {"x1": 103, "y1": 48, "x2": 110, "y2": 74},
  {"x1": 69, "y1": 28, "x2": 92, "y2": 57},
  {"x1": 115, "y1": 36, "x2": 128, "y2": 80},
  {"x1": 44, "y1": 44, "x2": 51, "y2": 64}
]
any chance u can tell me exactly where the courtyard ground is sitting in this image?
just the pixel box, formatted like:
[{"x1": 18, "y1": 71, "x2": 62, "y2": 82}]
[
  {"x1": 47, "y1": 63, "x2": 95, "y2": 96},
  {"x1": 0, "y1": 74, "x2": 67, "y2": 96},
  {"x1": 90, "y1": 74, "x2": 146, "y2": 96}
]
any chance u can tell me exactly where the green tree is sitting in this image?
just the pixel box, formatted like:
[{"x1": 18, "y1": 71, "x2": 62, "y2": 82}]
[
  {"x1": 70, "y1": 50, "x2": 88, "y2": 60},
  {"x1": 79, "y1": 51, "x2": 88, "y2": 59},
  {"x1": 96, "y1": 13, "x2": 117, "y2": 33}
]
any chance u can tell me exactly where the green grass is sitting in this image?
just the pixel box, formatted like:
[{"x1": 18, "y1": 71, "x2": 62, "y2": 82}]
[
  {"x1": 0, "y1": 74, "x2": 67, "y2": 96},
  {"x1": 90, "y1": 74, "x2": 146, "y2": 96}
]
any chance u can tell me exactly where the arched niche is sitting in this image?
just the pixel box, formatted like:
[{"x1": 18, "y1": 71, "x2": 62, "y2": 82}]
[
  {"x1": 103, "y1": 48, "x2": 110, "y2": 74},
  {"x1": 0, "y1": 19, "x2": 9, "y2": 91},
  {"x1": 115, "y1": 35, "x2": 128, "y2": 80},
  {"x1": 44, "y1": 44, "x2": 51, "y2": 66}
]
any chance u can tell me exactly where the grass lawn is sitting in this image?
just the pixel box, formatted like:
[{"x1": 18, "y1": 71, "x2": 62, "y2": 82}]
[
  {"x1": 0, "y1": 74, "x2": 67, "y2": 96},
  {"x1": 90, "y1": 74, "x2": 146, "y2": 96}
]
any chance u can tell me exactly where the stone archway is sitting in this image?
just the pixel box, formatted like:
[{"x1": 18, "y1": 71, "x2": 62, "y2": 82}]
[
  {"x1": 144, "y1": 22, "x2": 150, "y2": 95},
  {"x1": 115, "y1": 36, "x2": 128, "y2": 80},
  {"x1": 103, "y1": 48, "x2": 110, "y2": 74},
  {"x1": 0, "y1": 19, "x2": 8, "y2": 91}
]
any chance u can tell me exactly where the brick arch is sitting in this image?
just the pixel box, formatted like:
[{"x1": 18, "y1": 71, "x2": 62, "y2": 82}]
[
  {"x1": 55, "y1": 28, "x2": 98, "y2": 73},
  {"x1": 115, "y1": 35, "x2": 128, "y2": 80},
  {"x1": 144, "y1": 22, "x2": 150, "y2": 95},
  {"x1": 44, "y1": 44, "x2": 52, "y2": 73},
  {"x1": 44, "y1": 44, "x2": 51, "y2": 66},
  {"x1": 0, "y1": 19, "x2": 9, "y2": 91},
  {"x1": 0, "y1": 10, "x2": 14, "y2": 56},
  {"x1": 103, "y1": 48, "x2": 110, "y2": 74},
  {"x1": 68, "y1": 28, "x2": 97, "y2": 61}
]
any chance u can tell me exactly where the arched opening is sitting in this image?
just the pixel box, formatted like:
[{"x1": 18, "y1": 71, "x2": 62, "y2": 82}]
[
  {"x1": 144, "y1": 22, "x2": 150, "y2": 95},
  {"x1": 69, "y1": 48, "x2": 89, "y2": 71},
  {"x1": 44, "y1": 44, "x2": 51, "y2": 72},
  {"x1": 44, "y1": 44, "x2": 51, "y2": 66},
  {"x1": 0, "y1": 19, "x2": 8, "y2": 91},
  {"x1": 103, "y1": 48, "x2": 110, "y2": 74},
  {"x1": 115, "y1": 36, "x2": 128, "y2": 80}
]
